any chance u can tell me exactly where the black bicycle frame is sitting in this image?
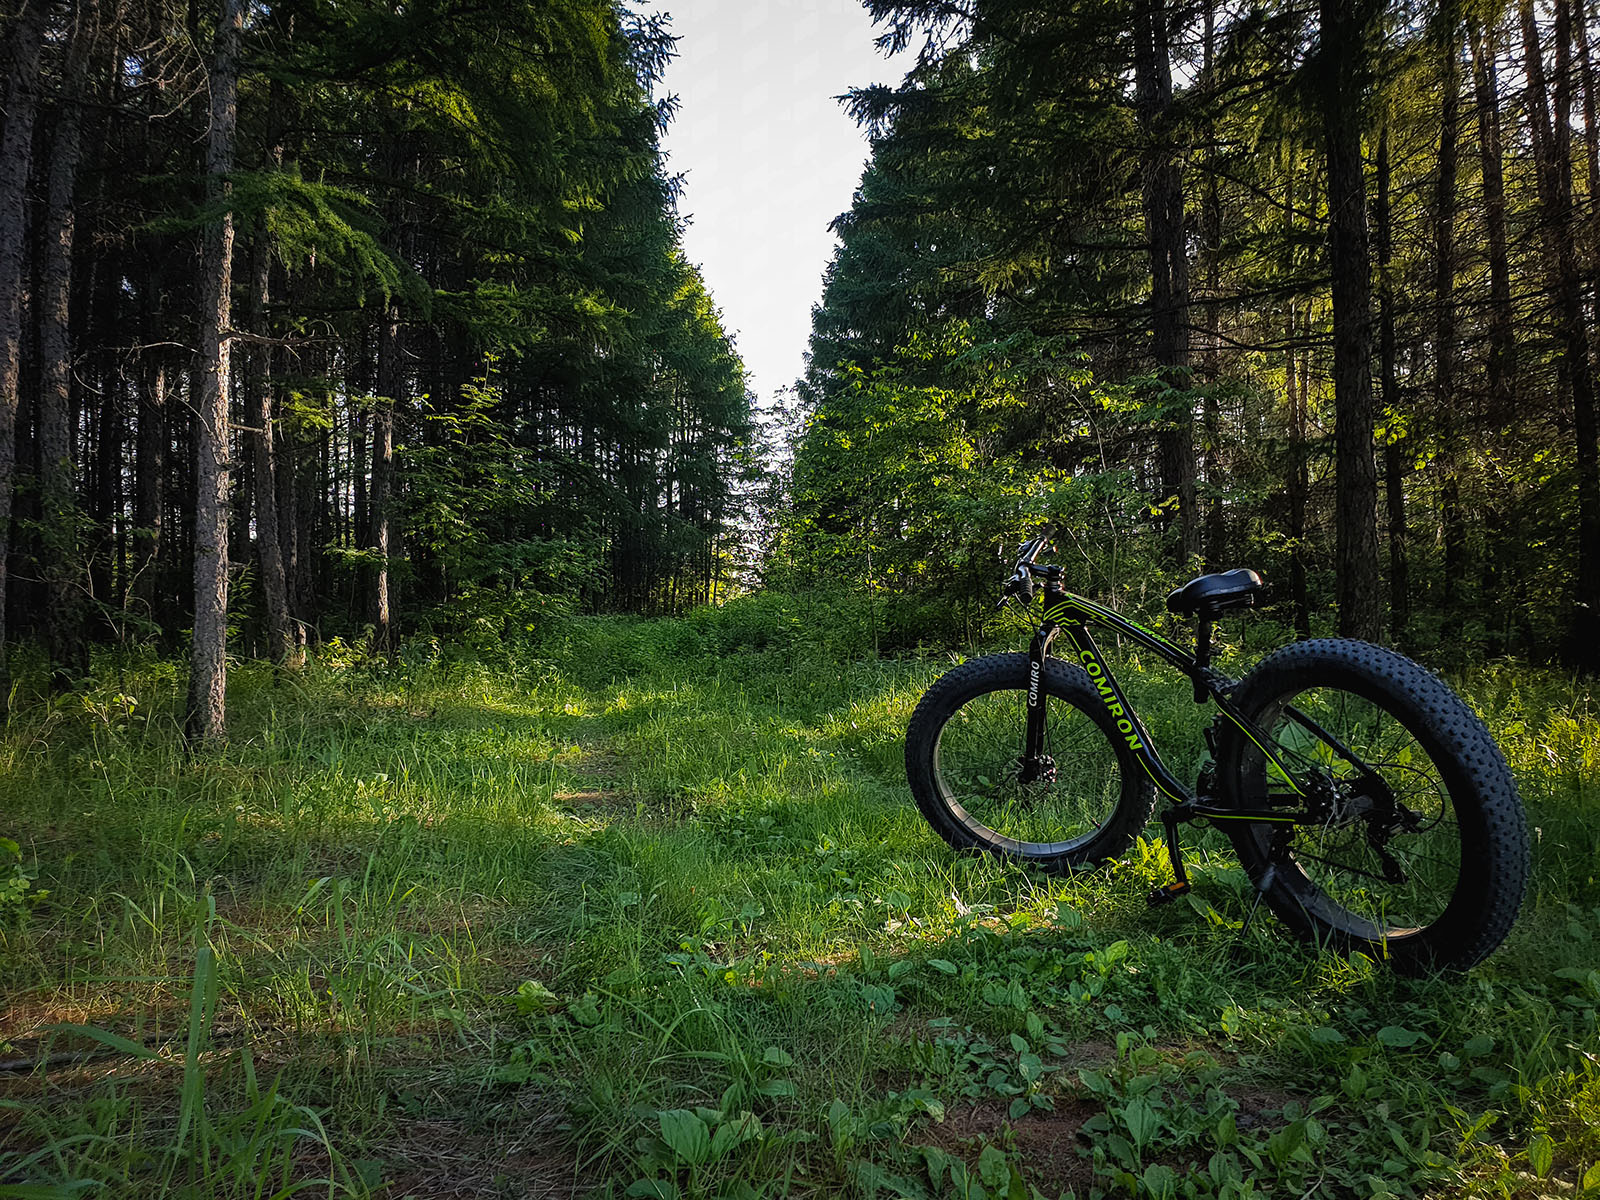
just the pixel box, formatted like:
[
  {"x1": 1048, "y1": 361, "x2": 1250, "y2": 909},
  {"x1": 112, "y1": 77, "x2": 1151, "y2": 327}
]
[{"x1": 1021, "y1": 579, "x2": 1312, "y2": 825}]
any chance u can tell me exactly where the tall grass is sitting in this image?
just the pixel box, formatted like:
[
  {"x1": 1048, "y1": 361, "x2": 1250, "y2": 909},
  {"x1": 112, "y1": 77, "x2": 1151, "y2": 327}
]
[{"x1": 1, "y1": 596, "x2": 1597, "y2": 1197}]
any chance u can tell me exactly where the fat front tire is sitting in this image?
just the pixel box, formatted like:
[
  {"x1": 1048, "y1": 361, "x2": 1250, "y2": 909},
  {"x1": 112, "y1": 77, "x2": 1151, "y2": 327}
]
[
  {"x1": 1217, "y1": 638, "x2": 1528, "y2": 973},
  {"x1": 905, "y1": 653, "x2": 1157, "y2": 872}
]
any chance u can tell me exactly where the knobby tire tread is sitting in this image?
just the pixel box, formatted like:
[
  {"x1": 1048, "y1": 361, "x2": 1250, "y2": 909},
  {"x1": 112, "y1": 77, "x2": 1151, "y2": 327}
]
[{"x1": 1219, "y1": 638, "x2": 1528, "y2": 973}]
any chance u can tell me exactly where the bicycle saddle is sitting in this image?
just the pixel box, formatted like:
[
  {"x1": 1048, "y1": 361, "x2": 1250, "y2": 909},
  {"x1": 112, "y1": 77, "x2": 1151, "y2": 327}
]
[{"x1": 1165, "y1": 568, "x2": 1263, "y2": 617}]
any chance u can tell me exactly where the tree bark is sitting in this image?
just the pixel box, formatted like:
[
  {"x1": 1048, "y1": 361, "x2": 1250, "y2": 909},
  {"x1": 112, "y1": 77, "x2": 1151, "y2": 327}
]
[
  {"x1": 133, "y1": 352, "x2": 164, "y2": 623},
  {"x1": 0, "y1": 0, "x2": 48, "y2": 707},
  {"x1": 1132, "y1": 0, "x2": 1198, "y2": 564},
  {"x1": 1434, "y1": 16, "x2": 1466, "y2": 642},
  {"x1": 1471, "y1": 22, "x2": 1516, "y2": 413},
  {"x1": 1374, "y1": 126, "x2": 1408, "y2": 647},
  {"x1": 1319, "y1": 0, "x2": 1382, "y2": 641},
  {"x1": 1573, "y1": 0, "x2": 1600, "y2": 265},
  {"x1": 1521, "y1": 0, "x2": 1600, "y2": 671},
  {"x1": 370, "y1": 300, "x2": 397, "y2": 652},
  {"x1": 247, "y1": 224, "x2": 295, "y2": 666},
  {"x1": 1201, "y1": 0, "x2": 1227, "y2": 571},
  {"x1": 185, "y1": 0, "x2": 243, "y2": 747},
  {"x1": 38, "y1": 0, "x2": 98, "y2": 685}
]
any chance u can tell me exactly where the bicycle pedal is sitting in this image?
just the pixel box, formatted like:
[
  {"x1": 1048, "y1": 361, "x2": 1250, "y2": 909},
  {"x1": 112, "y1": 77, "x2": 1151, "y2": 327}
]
[{"x1": 1147, "y1": 881, "x2": 1192, "y2": 907}]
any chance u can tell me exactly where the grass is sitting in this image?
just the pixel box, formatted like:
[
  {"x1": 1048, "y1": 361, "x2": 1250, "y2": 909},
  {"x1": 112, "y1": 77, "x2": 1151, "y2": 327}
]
[{"x1": 0, "y1": 594, "x2": 1598, "y2": 1198}]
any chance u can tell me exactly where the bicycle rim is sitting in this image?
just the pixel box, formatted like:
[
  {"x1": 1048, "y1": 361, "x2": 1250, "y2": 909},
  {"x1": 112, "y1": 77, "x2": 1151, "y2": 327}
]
[
  {"x1": 1241, "y1": 684, "x2": 1463, "y2": 941},
  {"x1": 932, "y1": 685, "x2": 1127, "y2": 858}
]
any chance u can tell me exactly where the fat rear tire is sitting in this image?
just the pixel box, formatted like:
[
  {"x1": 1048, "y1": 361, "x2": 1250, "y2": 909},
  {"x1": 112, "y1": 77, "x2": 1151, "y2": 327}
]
[{"x1": 1217, "y1": 638, "x2": 1528, "y2": 973}]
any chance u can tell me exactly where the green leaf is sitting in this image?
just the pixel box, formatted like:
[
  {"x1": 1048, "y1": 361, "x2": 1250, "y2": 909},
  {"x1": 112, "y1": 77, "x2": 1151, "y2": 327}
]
[
  {"x1": 928, "y1": 958, "x2": 958, "y2": 974},
  {"x1": 1078, "y1": 1068, "x2": 1111, "y2": 1097},
  {"x1": 570, "y1": 992, "x2": 602, "y2": 1026},
  {"x1": 1377, "y1": 1026, "x2": 1424, "y2": 1048},
  {"x1": 513, "y1": 979, "x2": 561, "y2": 1015},
  {"x1": 657, "y1": 1109, "x2": 711, "y2": 1165},
  {"x1": 1121, "y1": 1097, "x2": 1161, "y2": 1151},
  {"x1": 1142, "y1": 1163, "x2": 1178, "y2": 1198},
  {"x1": 977, "y1": 1144, "x2": 1011, "y2": 1189},
  {"x1": 1462, "y1": 1034, "x2": 1494, "y2": 1057},
  {"x1": 1529, "y1": 1133, "x2": 1555, "y2": 1178},
  {"x1": 625, "y1": 1179, "x2": 678, "y2": 1199},
  {"x1": 1309, "y1": 1025, "x2": 1346, "y2": 1044},
  {"x1": 762, "y1": 1046, "x2": 794, "y2": 1068},
  {"x1": 709, "y1": 1112, "x2": 763, "y2": 1160},
  {"x1": 45, "y1": 1022, "x2": 159, "y2": 1061}
]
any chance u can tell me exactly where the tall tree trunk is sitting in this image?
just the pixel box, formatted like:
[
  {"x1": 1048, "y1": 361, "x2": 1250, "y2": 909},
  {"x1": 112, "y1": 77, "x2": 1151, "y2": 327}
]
[
  {"x1": 1472, "y1": 22, "x2": 1516, "y2": 412},
  {"x1": 1434, "y1": 17, "x2": 1466, "y2": 642},
  {"x1": 134, "y1": 353, "x2": 164, "y2": 622},
  {"x1": 185, "y1": 0, "x2": 243, "y2": 746},
  {"x1": 247, "y1": 225, "x2": 294, "y2": 665},
  {"x1": 1133, "y1": 0, "x2": 1198, "y2": 564},
  {"x1": 1201, "y1": 0, "x2": 1228, "y2": 571},
  {"x1": 370, "y1": 301, "x2": 397, "y2": 651},
  {"x1": 1282, "y1": 143, "x2": 1312, "y2": 639},
  {"x1": 39, "y1": 0, "x2": 99, "y2": 684},
  {"x1": 1522, "y1": 0, "x2": 1600, "y2": 670},
  {"x1": 1573, "y1": 0, "x2": 1600, "y2": 265},
  {"x1": 1320, "y1": 0, "x2": 1382, "y2": 641},
  {"x1": 1374, "y1": 126, "x2": 1409, "y2": 646},
  {"x1": 0, "y1": 0, "x2": 48, "y2": 707},
  {"x1": 1287, "y1": 303, "x2": 1312, "y2": 641}
]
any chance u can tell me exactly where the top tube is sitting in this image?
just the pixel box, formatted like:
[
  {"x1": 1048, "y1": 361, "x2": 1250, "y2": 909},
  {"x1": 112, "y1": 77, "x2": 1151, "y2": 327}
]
[{"x1": 1041, "y1": 591, "x2": 1192, "y2": 669}]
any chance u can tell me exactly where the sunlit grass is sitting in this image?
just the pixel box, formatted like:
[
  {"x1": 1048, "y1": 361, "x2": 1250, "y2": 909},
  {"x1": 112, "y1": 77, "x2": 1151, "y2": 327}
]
[{"x1": 1, "y1": 604, "x2": 1597, "y2": 1196}]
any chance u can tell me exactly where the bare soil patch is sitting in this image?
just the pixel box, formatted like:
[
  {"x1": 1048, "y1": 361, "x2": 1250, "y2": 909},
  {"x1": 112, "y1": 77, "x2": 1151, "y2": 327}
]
[{"x1": 923, "y1": 1097, "x2": 1101, "y2": 1197}]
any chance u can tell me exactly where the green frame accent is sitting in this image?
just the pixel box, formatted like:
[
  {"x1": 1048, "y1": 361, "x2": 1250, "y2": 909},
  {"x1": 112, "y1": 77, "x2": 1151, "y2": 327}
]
[{"x1": 1034, "y1": 585, "x2": 1308, "y2": 807}]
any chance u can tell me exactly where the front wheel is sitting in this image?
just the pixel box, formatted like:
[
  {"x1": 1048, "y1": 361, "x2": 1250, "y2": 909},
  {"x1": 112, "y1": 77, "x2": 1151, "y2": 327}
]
[
  {"x1": 1217, "y1": 639, "x2": 1528, "y2": 973},
  {"x1": 905, "y1": 653, "x2": 1157, "y2": 872}
]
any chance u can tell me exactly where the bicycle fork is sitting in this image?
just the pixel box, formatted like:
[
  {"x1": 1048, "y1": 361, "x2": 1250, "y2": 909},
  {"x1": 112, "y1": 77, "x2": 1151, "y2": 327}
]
[{"x1": 1019, "y1": 629, "x2": 1053, "y2": 782}]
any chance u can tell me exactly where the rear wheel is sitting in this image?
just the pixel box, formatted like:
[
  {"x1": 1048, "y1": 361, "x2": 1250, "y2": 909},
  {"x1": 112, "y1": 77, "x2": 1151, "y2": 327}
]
[
  {"x1": 905, "y1": 653, "x2": 1156, "y2": 872},
  {"x1": 1217, "y1": 639, "x2": 1527, "y2": 972}
]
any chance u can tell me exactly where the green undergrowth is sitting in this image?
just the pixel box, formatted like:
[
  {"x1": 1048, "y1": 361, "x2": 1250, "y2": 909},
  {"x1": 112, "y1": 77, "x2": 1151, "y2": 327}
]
[{"x1": 1, "y1": 596, "x2": 1597, "y2": 1198}]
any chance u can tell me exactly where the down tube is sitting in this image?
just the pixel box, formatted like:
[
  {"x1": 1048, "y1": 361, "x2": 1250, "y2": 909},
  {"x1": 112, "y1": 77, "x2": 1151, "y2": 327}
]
[{"x1": 1058, "y1": 623, "x2": 1190, "y2": 802}]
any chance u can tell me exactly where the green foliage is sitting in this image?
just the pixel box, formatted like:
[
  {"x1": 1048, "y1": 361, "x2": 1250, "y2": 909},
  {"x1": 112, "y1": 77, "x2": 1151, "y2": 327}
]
[
  {"x1": 2, "y1": 606, "x2": 1597, "y2": 1194},
  {"x1": 787, "y1": 0, "x2": 1599, "y2": 665},
  {"x1": 0, "y1": 836, "x2": 42, "y2": 922}
]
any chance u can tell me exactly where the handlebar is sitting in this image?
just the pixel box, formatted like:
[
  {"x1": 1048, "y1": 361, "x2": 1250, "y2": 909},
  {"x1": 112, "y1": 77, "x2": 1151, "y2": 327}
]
[{"x1": 996, "y1": 532, "x2": 1054, "y2": 609}]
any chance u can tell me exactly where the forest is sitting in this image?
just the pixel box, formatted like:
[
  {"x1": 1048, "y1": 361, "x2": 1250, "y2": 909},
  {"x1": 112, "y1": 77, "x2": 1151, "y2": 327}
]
[
  {"x1": 3, "y1": 0, "x2": 1600, "y2": 1197},
  {"x1": 0, "y1": 0, "x2": 755, "y2": 741},
  {"x1": 790, "y1": 0, "x2": 1600, "y2": 673}
]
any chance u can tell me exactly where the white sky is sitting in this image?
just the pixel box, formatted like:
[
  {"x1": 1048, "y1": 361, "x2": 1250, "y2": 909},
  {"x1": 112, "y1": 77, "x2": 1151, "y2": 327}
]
[{"x1": 657, "y1": 2, "x2": 914, "y2": 407}]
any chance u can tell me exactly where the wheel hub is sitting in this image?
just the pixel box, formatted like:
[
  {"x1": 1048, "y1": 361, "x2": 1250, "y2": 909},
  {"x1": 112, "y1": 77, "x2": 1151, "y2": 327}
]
[{"x1": 1017, "y1": 754, "x2": 1056, "y2": 787}]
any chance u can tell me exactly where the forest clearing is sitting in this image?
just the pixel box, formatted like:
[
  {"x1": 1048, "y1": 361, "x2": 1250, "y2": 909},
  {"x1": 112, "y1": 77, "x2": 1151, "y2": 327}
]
[
  {"x1": 2, "y1": 599, "x2": 1598, "y2": 1197},
  {"x1": 7, "y1": 0, "x2": 1600, "y2": 1194}
]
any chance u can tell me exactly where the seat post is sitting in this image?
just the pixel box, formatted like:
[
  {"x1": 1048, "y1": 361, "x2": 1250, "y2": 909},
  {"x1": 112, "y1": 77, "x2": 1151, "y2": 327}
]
[{"x1": 1194, "y1": 617, "x2": 1213, "y2": 669}]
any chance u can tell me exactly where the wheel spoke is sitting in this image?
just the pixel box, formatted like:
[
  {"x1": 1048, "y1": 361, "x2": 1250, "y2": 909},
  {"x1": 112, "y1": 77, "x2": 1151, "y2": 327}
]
[
  {"x1": 931, "y1": 677, "x2": 1132, "y2": 857},
  {"x1": 1239, "y1": 679, "x2": 1466, "y2": 940}
]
